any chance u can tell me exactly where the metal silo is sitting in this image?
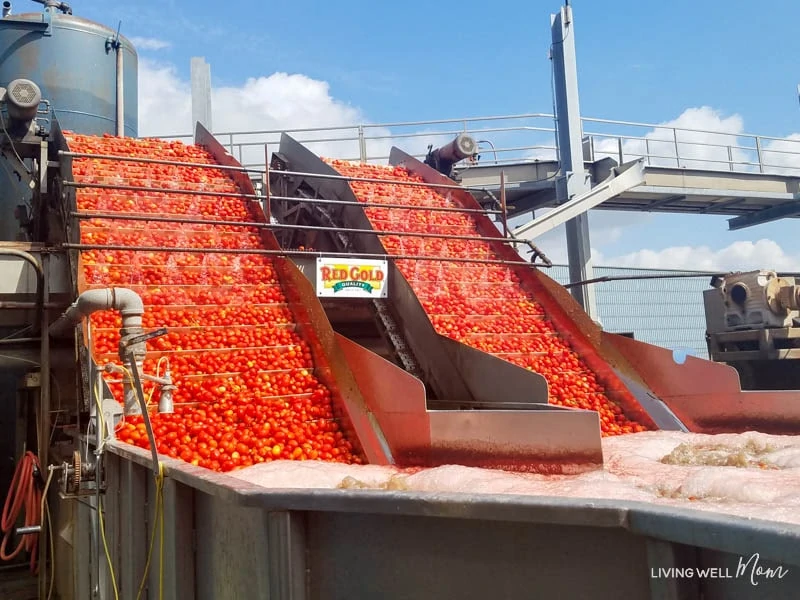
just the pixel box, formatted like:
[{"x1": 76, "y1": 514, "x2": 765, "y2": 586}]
[
  {"x1": 0, "y1": 1, "x2": 138, "y2": 241},
  {"x1": 0, "y1": 1, "x2": 138, "y2": 136}
]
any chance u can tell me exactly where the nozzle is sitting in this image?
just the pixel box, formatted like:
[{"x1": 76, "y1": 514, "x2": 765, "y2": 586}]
[{"x1": 158, "y1": 369, "x2": 175, "y2": 414}]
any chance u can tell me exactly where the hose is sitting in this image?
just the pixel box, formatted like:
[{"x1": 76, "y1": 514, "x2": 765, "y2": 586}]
[{"x1": 0, "y1": 451, "x2": 42, "y2": 573}]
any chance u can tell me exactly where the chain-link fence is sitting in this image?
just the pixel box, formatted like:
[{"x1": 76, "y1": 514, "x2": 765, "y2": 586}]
[{"x1": 547, "y1": 266, "x2": 710, "y2": 359}]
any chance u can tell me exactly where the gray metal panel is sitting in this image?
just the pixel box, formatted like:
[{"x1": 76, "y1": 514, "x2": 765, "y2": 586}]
[
  {"x1": 97, "y1": 444, "x2": 800, "y2": 598},
  {"x1": 428, "y1": 408, "x2": 603, "y2": 467},
  {"x1": 162, "y1": 478, "x2": 196, "y2": 600},
  {"x1": 190, "y1": 57, "x2": 212, "y2": 134},
  {"x1": 306, "y1": 511, "x2": 651, "y2": 600},
  {"x1": 0, "y1": 247, "x2": 69, "y2": 296},
  {"x1": 267, "y1": 512, "x2": 307, "y2": 600},
  {"x1": 117, "y1": 455, "x2": 147, "y2": 600},
  {"x1": 195, "y1": 493, "x2": 271, "y2": 600},
  {"x1": 0, "y1": 12, "x2": 138, "y2": 136},
  {"x1": 437, "y1": 334, "x2": 548, "y2": 405}
]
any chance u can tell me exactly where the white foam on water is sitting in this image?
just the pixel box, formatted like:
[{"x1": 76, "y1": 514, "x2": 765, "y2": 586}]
[{"x1": 229, "y1": 430, "x2": 800, "y2": 525}]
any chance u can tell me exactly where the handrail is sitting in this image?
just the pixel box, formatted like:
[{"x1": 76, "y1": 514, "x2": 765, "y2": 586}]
[{"x1": 149, "y1": 112, "x2": 800, "y2": 176}]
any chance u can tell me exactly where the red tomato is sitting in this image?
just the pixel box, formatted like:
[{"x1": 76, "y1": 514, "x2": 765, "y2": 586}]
[
  {"x1": 67, "y1": 133, "x2": 360, "y2": 471},
  {"x1": 327, "y1": 159, "x2": 650, "y2": 437}
]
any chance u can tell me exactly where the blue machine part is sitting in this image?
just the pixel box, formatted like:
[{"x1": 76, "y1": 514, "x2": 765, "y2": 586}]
[{"x1": 0, "y1": 8, "x2": 138, "y2": 136}]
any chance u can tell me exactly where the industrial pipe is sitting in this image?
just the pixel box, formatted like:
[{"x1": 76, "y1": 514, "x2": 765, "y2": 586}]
[
  {"x1": 49, "y1": 288, "x2": 143, "y2": 337},
  {"x1": 2, "y1": 2, "x2": 11, "y2": 17},
  {"x1": 50, "y1": 288, "x2": 144, "y2": 415}
]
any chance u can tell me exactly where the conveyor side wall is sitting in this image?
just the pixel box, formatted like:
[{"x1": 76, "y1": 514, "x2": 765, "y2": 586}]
[{"x1": 604, "y1": 333, "x2": 800, "y2": 434}]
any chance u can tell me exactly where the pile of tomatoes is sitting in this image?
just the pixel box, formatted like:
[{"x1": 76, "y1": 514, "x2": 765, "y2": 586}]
[
  {"x1": 328, "y1": 159, "x2": 649, "y2": 436},
  {"x1": 68, "y1": 133, "x2": 359, "y2": 471}
]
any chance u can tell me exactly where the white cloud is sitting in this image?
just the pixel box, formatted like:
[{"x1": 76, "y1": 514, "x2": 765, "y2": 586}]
[
  {"x1": 138, "y1": 59, "x2": 393, "y2": 163},
  {"x1": 138, "y1": 59, "x2": 191, "y2": 137},
  {"x1": 590, "y1": 106, "x2": 752, "y2": 171},
  {"x1": 759, "y1": 133, "x2": 800, "y2": 175},
  {"x1": 602, "y1": 239, "x2": 800, "y2": 272},
  {"x1": 130, "y1": 37, "x2": 171, "y2": 51}
]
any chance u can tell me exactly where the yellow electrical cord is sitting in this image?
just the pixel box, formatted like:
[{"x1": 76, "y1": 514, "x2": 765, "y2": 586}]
[
  {"x1": 46, "y1": 500, "x2": 54, "y2": 600},
  {"x1": 136, "y1": 462, "x2": 165, "y2": 600},
  {"x1": 97, "y1": 496, "x2": 119, "y2": 600},
  {"x1": 102, "y1": 363, "x2": 168, "y2": 599},
  {"x1": 93, "y1": 377, "x2": 120, "y2": 600}
]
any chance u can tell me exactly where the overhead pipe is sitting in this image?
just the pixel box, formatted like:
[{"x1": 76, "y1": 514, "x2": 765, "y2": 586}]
[
  {"x1": 2, "y1": 2, "x2": 11, "y2": 17},
  {"x1": 49, "y1": 288, "x2": 145, "y2": 415},
  {"x1": 49, "y1": 288, "x2": 143, "y2": 336}
]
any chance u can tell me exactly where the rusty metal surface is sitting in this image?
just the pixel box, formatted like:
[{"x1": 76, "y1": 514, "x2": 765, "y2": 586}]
[{"x1": 604, "y1": 333, "x2": 800, "y2": 435}]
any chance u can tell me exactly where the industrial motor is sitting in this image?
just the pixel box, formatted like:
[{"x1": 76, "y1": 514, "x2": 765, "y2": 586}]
[{"x1": 707, "y1": 270, "x2": 800, "y2": 331}]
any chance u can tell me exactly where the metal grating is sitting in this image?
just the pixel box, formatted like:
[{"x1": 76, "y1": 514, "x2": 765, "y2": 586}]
[{"x1": 547, "y1": 265, "x2": 710, "y2": 359}]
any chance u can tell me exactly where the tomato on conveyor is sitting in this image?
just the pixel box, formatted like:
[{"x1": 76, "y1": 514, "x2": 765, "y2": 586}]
[
  {"x1": 328, "y1": 159, "x2": 650, "y2": 437},
  {"x1": 67, "y1": 133, "x2": 359, "y2": 472}
]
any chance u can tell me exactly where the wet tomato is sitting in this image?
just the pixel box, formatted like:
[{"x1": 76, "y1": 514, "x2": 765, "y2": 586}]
[
  {"x1": 328, "y1": 159, "x2": 649, "y2": 437},
  {"x1": 66, "y1": 133, "x2": 359, "y2": 471}
]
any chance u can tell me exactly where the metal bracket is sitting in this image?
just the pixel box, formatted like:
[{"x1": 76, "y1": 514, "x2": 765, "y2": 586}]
[
  {"x1": 121, "y1": 327, "x2": 167, "y2": 349},
  {"x1": 512, "y1": 159, "x2": 646, "y2": 241},
  {"x1": 124, "y1": 348, "x2": 161, "y2": 476}
]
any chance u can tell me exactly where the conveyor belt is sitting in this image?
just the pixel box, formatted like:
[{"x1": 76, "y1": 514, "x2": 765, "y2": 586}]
[{"x1": 60, "y1": 129, "x2": 392, "y2": 471}]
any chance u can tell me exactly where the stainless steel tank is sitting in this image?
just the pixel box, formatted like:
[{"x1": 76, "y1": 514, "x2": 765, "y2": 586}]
[
  {"x1": 0, "y1": 3, "x2": 138, "y2": 241},
  {"x1": 0, "y1": 5, "x2": 138, "y2": 136}
]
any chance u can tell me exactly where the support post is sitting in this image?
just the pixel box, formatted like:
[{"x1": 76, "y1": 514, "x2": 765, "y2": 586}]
[
  {"x1": 550, "y1": 3, "x2": 598, "y2": 320},
  {"x1": 191, "y1": 57, "x2": 213, "y2": 133}
]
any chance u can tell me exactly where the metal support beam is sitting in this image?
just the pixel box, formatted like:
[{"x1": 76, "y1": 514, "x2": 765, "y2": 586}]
[
  {"x1": 551, "y1": 4, "x2": 597, "y2": 319},
  {"x1": 698, "y1": 198, "x2": 744, "y2": 214},
  {"x1": 728, "y1": 197, "x2": 800, "y2": 230},
  {"x1": 646, "y1": 194, "x2": 685, "y2": 210},
  {"x1": 512, "y1": 160, "x2": 645, "y2": 240},
  {"x1": 191, "y1": 57, "x2": 213, "y2": 133}
]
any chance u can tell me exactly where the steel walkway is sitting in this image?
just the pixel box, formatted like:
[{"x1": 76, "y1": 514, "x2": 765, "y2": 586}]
[{"x1": 457, "y1": 157, "x2": 800, "y2": 234}]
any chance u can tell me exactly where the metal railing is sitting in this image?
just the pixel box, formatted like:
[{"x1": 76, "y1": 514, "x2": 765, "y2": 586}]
[
  {"x1": 63, "y1": 150, "x2": 553, "y2": 268},
  {"x1": 149, "y1": 113, "x2": 800, "y2": 176}
]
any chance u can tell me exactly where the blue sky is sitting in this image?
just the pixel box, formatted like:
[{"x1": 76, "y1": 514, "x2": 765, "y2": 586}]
[{"x1": 65, "y1": 0, "x2": 800, "y2": 270}]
